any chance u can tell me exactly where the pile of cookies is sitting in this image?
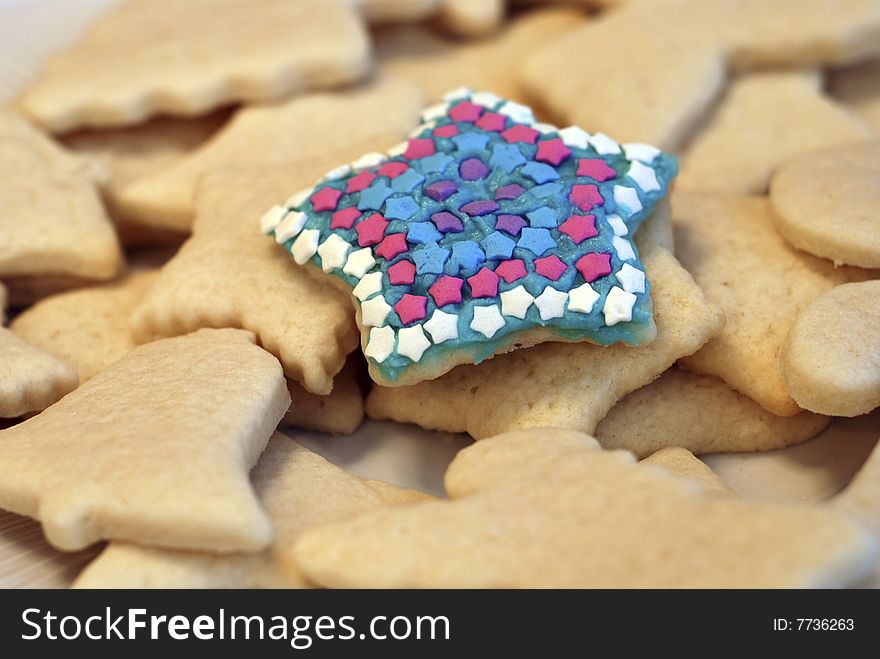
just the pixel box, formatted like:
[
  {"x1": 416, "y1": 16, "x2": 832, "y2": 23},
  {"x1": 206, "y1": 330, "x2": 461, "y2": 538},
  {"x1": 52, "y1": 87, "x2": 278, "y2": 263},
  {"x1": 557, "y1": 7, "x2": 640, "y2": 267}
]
[{"x1": 1, "y1": 0, "x2": 879, "y2": 588}]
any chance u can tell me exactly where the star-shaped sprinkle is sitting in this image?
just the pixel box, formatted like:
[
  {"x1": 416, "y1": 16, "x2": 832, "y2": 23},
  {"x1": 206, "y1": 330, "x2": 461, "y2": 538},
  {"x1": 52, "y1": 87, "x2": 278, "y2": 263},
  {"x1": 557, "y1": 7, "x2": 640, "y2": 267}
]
[
  {"x1": 500, "y1": 285, "x2": 535, "y2": 319},
  {"x1": 317, "y1": 234, "x2": 351, "y2": 272},
  {"x1": 535, "y1": 287, "x2": 569, "y2": 320},
  {"x1": 471, "y1": 304, "x2": 505, "y2": 338},
  {"x1": 424, "y1": 309, "x2": 458, "y2": 343},
  {"x1": 361, "y1": 295, "x2": 392, "y2": 327},
  {"x1": 397, "y1": 325, "x2": 431, "y2": 362}
]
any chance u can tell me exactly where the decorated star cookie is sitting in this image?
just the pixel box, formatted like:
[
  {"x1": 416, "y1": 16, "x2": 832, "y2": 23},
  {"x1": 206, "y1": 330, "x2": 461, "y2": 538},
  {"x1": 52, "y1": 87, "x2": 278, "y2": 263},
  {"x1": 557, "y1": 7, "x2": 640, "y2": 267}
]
[{"x1": 264, "y1": 90, "x2": 678, "y2": 385}]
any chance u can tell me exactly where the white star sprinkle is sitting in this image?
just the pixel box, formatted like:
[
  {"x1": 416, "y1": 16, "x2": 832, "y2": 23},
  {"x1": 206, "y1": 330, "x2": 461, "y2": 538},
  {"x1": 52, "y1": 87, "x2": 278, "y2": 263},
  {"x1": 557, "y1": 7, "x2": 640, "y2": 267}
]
[
  {"x1": 616, "y1": 263, "x2": 646, "y2": 294},
  {"x1": 274, "y1": 210, "x2": 307, "y2": 243},
  {"x1": 420, "y1": 102, "x2": 449, "y2": 123},
  {"x1": 351, "y1": 152, "x2": 385, "y2": 171},
  {"x1": 603, "y1": 286, "x2": 637, "y2": 326},
  {"x1": 443, "y1": 86, "x2": 473, "y2": 102},
  {"x1": 613, "y1": 185, "x2": 642, "y2": 218},
  {"x1": 623, "y1": 142, "x2": 661, "y2": 163},
  {"x1": 353, "y1": 271, "x2": 383, "y2": 301},
  {"x1": 612, "y1": 235, "x2": 637, "y2": 261},
  {"x1": 291, "y1": 229, "x2": 319, "y2": 264},
  {"x1": 317, "y1": 234, "x2": 351, "y2": 273},
  {"x1": 386, "y1": 141, "x2": 408, "y2": 157},
  {"x1": 627, "y1": 160, "x2": 660, "y2": 192},
  {"x1": 567, "y1": 283, "x2": 600, "y2": 314},
  {"x1": 410, "y1": 121, "x2": 435, "y2": 138},
  {"x1": 343, "y1": 248, "x2": 377, "y2": 279},
  {"x1": 534, "y1": 287, "x2": 568, "y2": 320},
  {"x1": 259, "y1": 204, "x2": 286, "y2": 234},
  {"x1": 500, "y1": 285, "x2": 535, "y2": 319},
  {"x1": 558, "y1": 126, "x2": 590, "y2": 150},
  {"x1": 424, "y1": 309, "x2": 459, "y2": 344},
  {"x1": 284, "y1": 187, "x2": 313, "y2": 209},
  {"x1": 397, "y1": 325, "x2": 432, "y2": 362},
  {"x1": 532, "y1": 122, "x2": 559, "y2": 135},
  {"x1": 470, "y1": 304, "x2": 505, "y2": 338},
  {"x1": 471, "y1": 91, "x2": 502, "y2": 109},
  {"x1": 499, "y1": 100, "x2": 535, "y2": 124},
  {"x1": 322, "y1": 163, "x2": 352, "y2": 181},
  {"x1": 365, "y1": 326, "x2": 395, "y2": 363},
  {"x1": 360, "y1": 295, "x2": 392, "y2": 327},
  {"x1": 589, "y1": 132, "x2": 621, "y2": 155},
  {"x1": 606, "y1": 213, "x2": 628, "y2": 236}
]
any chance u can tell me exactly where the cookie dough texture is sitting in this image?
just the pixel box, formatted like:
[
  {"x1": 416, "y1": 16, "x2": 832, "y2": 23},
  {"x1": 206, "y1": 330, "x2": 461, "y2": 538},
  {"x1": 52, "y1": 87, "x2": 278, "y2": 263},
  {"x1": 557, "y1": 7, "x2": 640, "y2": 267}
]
[
  {"x1": 10, "y1": 271, "x2": 158, "y2": 383},
  {"x1": 73, "y1": 435, "x2": 431, "y2": 588},
  {"x1": 781, "y1": 281, "x2": 880, "y2": 417},
  {"x1": 0, "y1": 328, "x2": 78, "y2": 418},
  {"x1": 20, "y1": 0, "x2": 372, "y2": 132},
  {"x1": 0, "y1": 111, "x2": 121, "y2": 280},
  {"x1": 677, "y1": 71, "x2": 872, "y2": 194},
  {"x1": 673, "y1": 192, "x2": 850, "y2": 416},
  {"x1": 595, "y1": 369, "x2": 830, "y2": 458},
  {"x1": 641, "y1": 447, "x2": 734, "y2": 499},
  {"x1": 0, "y1": 329, "x2": 290, "y2": 552},
  {"x1": 770, "y1": 142, "x2": 880, "y2": 268},
  {"x1": 293, "y1": 429, "x2": 876, "y2": 587}
]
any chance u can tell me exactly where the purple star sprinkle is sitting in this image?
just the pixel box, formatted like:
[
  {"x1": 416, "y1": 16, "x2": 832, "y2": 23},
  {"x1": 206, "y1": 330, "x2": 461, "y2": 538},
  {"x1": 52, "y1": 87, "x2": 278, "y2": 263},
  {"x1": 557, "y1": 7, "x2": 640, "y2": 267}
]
[
  {"x1": 494, "y1": 183, "x2": 526, "y2": 200},
  {"x1": 495, "y1": 214, "x2": 527, "y2": 236},
  {"x1": 460, "y1": 200, "x2": 500, "y2": 216},
  {"x1": 425, "y1": 180, "x2": 458, "y2": 202},
  {"x1": 459, "y1": 158, "x2": 491, "y2": 181},
  {"x1": 431, "y1": 211, "x2": 465, "y2": 233}
]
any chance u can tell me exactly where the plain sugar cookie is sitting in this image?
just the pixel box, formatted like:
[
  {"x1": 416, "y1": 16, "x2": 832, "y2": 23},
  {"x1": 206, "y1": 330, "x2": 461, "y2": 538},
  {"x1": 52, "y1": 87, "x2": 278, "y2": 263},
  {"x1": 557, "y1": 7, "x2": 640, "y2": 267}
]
[
  {"x1": 781, "y1": 281, "x2": 880, "y2": 416},
  {"x1": 770, "y1": 142, "x2": 880, "y2": 268}
]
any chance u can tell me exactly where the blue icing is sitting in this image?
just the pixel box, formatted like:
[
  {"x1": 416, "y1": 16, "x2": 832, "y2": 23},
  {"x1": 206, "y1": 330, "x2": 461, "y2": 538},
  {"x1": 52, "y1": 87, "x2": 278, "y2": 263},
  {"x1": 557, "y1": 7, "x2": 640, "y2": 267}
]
[
  {"x1": 531, "y1": 182, "x2": 563, "y2": 199},
  {"x1": 271, "y1": 92, "x2": 678, "y2": 382}
]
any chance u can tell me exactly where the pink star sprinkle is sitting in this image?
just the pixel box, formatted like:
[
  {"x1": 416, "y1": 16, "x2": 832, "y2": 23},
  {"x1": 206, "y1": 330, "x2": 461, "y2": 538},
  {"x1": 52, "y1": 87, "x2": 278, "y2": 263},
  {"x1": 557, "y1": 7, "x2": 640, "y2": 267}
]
[
  {"x1": 378, "y1": 162, "x2": 409, "y2": 179},
  {"x1": 428, "y1": 275, "x2": 464, "y2": 307},
  {"x1": 375, "y1": 233, "x2": 408, "y2": 260},
  {"x1": 346, "y1": 171, "x2": 376, "y2": 194},
  {"x1": 433, "y1": 124, "x2": 459, "y2": 138},
  {"x1": 404, "y1": 138, "x2": 436, "y2": 160},
  {"x1": 559, "y1": 214, "x2": 598, "y2": 244},
  {"x1": 576, "y1": 253, "x2": 612, "y2": 282},
  {"x1": 355, "y1": 212, "x2": 389, "y2": 247},
  {"x1": 495, "y1": 259, "x2": 527, "y2": 283},
  {"x1": 395, "y1": 294, "x2": 428, "y2": 325},
  {"x1": 569, "y1": 184, "x2": 605, "y2": 212},
  {"x1": 475, "y1": 112, "x2": 506, "y2": 131},
  {"x1": 387, "y1": 259, "x2": 416, "y2": 285},
  {"x1": 310, "y1": 187, "x2": 342, "y2": 212},
  {"x1": 576, "y1": 159, "x2": 617, "y2": 182},
  {"x1": 449, "y1": 101, "x2": 483, "y2": 123},
  {"x1": 330, "y1": 207, "x2": 360, "y2": 230},
  {"x1": 501, "y1": 125, "x2": 539, "y2": 144},
  {"x1": 534, "y1": 255, "x2": 567, "y2": 281},
  {"x1": 535, "y1": 138, "x2": 572, "y2": 166},
  {"x1": 467, "y1": 267, "x2": 500, "y2": 298}
]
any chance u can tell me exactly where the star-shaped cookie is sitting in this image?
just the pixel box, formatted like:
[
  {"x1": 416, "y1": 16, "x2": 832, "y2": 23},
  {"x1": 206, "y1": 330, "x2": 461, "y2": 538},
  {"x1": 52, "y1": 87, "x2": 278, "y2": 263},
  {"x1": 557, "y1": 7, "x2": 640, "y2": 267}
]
[{"x1": 263, "y1": 89, "x2": 678, "y2": 385}]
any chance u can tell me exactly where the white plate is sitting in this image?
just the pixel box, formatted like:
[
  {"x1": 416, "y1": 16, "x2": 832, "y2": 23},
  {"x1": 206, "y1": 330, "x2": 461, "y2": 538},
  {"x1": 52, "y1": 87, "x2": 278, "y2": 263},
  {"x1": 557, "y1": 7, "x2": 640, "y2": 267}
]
[{"x1": 0, "y1": 1, "x2": 877, "y2": 588}]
